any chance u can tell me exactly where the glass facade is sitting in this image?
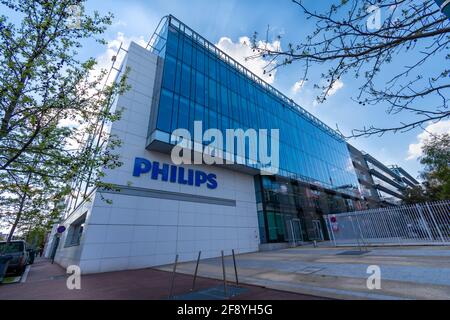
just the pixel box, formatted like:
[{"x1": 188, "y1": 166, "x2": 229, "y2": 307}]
[
  {"x1": 255, "y1": 175, "x2": 364, "y2": 243},
  {"x1": 150, "y1": 17, "x2": 359, "y2": 194},
  {"x1": 148, "y1": 16, "x2": 362, "y2": 243}
]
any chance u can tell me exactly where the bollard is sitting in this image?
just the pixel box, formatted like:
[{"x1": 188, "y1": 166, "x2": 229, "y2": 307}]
[
  {"x1": 221, "y1": 250, "x2": 227, "y2": 298},
  {"x1": 232, "y1": 249, "x2": 239, "y2": 286},
  {"x1": 191, "y1": 251, "x2": 201, "y2": 291},
  {"x1": 168, "y1": 254, "x2": 179, "y2": 300}
]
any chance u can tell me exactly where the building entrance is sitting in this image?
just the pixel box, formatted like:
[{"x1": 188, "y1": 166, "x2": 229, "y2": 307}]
[
  {"x1": 285, "y1": 218, "x2": 303, "y2": 245},
  {"x1": 311, "y1": 220, "x2": 325, "y2": 241}
]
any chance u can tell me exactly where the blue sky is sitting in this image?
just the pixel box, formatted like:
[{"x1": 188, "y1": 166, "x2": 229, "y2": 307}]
[{"x1": 32, "y1": 1, "x2": 450, "y2": 178}]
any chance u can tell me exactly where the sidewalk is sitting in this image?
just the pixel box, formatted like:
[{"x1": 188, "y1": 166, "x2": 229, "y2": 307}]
[
  {"x1": 0, "y1": 258, "x2": 326, "y2": 300},
  {"x1": 157, "y1": 245, "x2": 450, "y2": 300}
]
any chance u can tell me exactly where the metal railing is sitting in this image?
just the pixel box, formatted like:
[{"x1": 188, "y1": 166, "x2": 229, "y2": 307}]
[{"x1": 325, "y1": 201, "x2": 450, "y2": 247}]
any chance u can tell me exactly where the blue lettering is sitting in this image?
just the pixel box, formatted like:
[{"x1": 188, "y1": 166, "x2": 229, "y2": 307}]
[
  {"x1": 133, "y1": 158, "x2": 152, "y2": 177},
  {"x1": 187, "y1": 169, "x2": 194, "y2": 186},
  {"x1": 133, "y1": 157, "x2": 218, "y2": 189},
  {"x1": 178, "y1": 167, "x2": 188, "y2": 185},
  {"x1": 169, "y1": 165, "x2": 177, "y2": 183},
  {"x1": 207, "y1": 173, "x2": 218, "y2": 189},
  {"x1": 195, "y1": 171, "x2": 208, "y2": 187},
  {"x1": 151, "y1": 161, "x2": 170, "y2": 181}
]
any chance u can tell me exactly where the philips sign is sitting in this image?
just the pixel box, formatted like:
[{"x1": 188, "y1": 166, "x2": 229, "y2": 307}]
[{"x1": 132, "y1": 157, "x2": 218, "y2": 190}]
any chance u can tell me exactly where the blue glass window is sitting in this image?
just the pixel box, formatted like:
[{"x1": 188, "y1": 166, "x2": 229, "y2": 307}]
[
  {"x1": 194, "y1": 103, "x2": 203, "y2": 121},
  {"x1": 170, "y1": 94, "x2": 179, "y2": 132},
  {"x1": 153, "y1": 21, "x2": 359, "y2": 196},
  {"x1": 208, "y1": 78, "x2": 217, "y2": 111},
  {"x1": 166, "y1": 27, "x2": 179, "y2": 56},
  {"x1": 196, "y1": 48, "x2": 205, "y2": 73},
  {"x1": 180, "y1": 64, "x2": 191, "y2": 97},
  {"x1": 157, "y1": 89, "x2": 174, "y2": 133},
  {"x1": 178, "y1": 96, "x2": 189, "y2": 130},
  {"x1": 182, "y1": 39, "x2": 192, "y2": 65},
  {"x1": 162, "y1": 54, "x2": 177, "y2": 91},
  {"x1": 195, "y1": 71, "x2": 205, "y2": 105}
]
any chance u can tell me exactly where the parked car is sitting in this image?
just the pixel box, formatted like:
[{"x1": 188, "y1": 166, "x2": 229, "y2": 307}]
[{"x1": 0, "y1": 240, "x2": 30, "y2": 276}]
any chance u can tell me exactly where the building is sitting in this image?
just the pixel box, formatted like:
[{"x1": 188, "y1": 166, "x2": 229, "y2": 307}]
[
  {"x1": 49, "y1": 15, "x2": 411, "y2": 273},
  {"x1": 389, "y1": 165, "x2": 420, "y2": 189},
  {"x1": 347, "y1": 145, "x2": 420, "y2": 206},
  {"x1": 347, "y1": 144, "x2": 380, "y2": 208}
]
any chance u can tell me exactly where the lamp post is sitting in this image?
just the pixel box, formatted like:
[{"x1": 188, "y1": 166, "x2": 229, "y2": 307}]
[{"x1": 434, "y1": 0, "x2": 450, "y2": 20}]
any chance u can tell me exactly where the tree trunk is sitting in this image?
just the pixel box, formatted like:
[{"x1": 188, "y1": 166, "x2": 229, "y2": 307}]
[
  {"x1": 7, "y1": 195, "x2": 26, "y2": 243},
  {"x1": 6, "y1": 174, "x2": 32, "y2": 244}
]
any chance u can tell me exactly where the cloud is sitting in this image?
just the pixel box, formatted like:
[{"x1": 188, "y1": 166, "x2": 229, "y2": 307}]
[
  {"x1": 113, "y1": 20, "x2": 127, "y2": 28},
  {"x1": 325, "y1": 79, "x2": 344, "y2": 97},
  {"x1": 92, "y1": 32, "x2": 147, "y2": 84},
  {"x1": 406, "y1": 120, "x2": 450, "y2": 160},
  {"x1": 62, "y1": 33, "x2": 148, "y2": 149},
  {"x1": 215, "y1": 36, "x2": 281, "y2": 84},
  {"x1": 291, "y1": 80, "x2": 306, "y2": 94}
]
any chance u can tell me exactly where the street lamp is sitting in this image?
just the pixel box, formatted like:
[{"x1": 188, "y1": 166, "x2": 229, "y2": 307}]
[{"x1": 434, "y1": 0, "x2": 450, "y2": 20}]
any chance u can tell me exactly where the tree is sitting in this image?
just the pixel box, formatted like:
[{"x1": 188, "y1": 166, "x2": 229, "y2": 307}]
[
  {"x1": 420, "y1": 133, "x2": 450, "y2": 200},
  {"x1": 402, "y1": 185, "x2": 430, "y2": 204},
  {"x1": 403, "y1": 133, "x2": 450, "y2": 203},
  {"x1": 0, "y1": 125, "x2": 71, "y2": 241},
  {"x1": 250, "y1": 0, "x2": 449, "y2": 137},
  {"x1": 0, "y1": 0, "x2": 128, "y2": 242}
]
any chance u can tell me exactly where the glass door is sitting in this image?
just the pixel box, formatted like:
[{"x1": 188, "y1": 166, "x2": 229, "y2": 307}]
[{"x1": 312, "y1": 220, "x2": 325, "y2": 241}]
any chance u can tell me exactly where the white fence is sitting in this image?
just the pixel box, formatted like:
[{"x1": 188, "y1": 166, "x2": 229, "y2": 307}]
[{"x1": 324, "y1": 201, "x2": 450, "y2": 247}]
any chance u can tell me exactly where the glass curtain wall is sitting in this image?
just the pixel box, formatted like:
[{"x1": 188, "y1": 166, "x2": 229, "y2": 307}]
[
  {"x1": 151, "y1": 18, "x2": 360, "y2": 198},
  {"x1": 255, "y1": 175, "x2": 365, "y2": 243}
]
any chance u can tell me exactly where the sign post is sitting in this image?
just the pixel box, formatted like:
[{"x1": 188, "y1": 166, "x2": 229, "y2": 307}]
[{"x1": 51, "y1": 226, "x2": 66, "y2": 264}]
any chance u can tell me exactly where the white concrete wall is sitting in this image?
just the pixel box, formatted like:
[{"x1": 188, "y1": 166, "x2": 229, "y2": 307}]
[
  {"x1": 53, "y1": 196, "x2": 95, "y2": 268},
  {"x1": 58, "y1": 42, "x2": 259, "y2": 274}
]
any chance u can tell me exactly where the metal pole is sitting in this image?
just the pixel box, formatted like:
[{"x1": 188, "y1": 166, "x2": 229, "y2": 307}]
[
  {"x1": 355, "y1": 215, "x2": 368, "y2": 251},
  {"x1": 426, "y1": 202, "x2": 445, "y2": 243},
  {"x1": 349, "y1": 216, "x2": 361, "y2": 251},
  {"x1": 50, "y1": 235, "x2": 60, "y2": 264},
  {"x1": 290, "y1": 220, "x2": 296, "y2": 247},
  {"x1": 329, "y1": 216, "x2": 337, "y2": 247},
  {"x1": 221, "y1": 250, "x2": 227, "y2": 298},
  {"x1": 191, "y1": 251, "x2": 202, "y2": 291},
  {"x1": 232, "y1": 249, "x2": 239, "y2": 286},
  {"x1": 416, "y1": 204, "x2": 433, "y2": 242},
  {"x1": 168, "y1": 254, "x2": 179, "y2": 300},
  {"x1": 431, "y1": 202, "x2": 448, "y2": 243},
  {"x1": 435, "y1": 201, "x2": 450, "y2": 243}
]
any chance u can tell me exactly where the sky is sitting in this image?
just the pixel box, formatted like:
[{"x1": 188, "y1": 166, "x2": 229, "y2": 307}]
[
  {"x1": 7, "y1": 0, "x2": 450, "y2": 180},
  {"x1": 78, "y1": 0, "x2": 449, "y2": 180},
  {"x1": 2, "y1": 0, "x2": 448, "y2": 235}
]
